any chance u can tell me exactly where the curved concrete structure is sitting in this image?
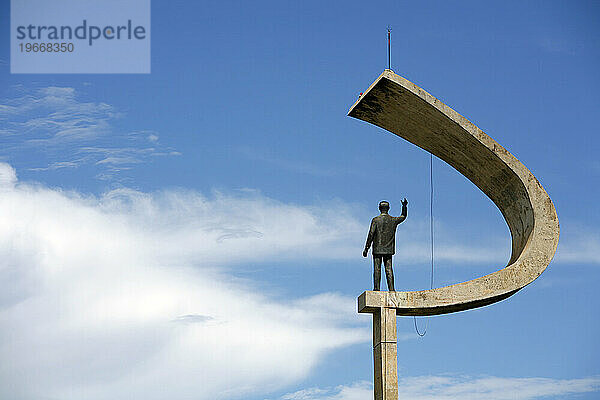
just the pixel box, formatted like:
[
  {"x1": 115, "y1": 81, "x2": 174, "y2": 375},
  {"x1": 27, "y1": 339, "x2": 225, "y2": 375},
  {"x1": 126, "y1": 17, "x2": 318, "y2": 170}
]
[{"x1": 350, "y1": 70, "x2": 559, "y2": 316}]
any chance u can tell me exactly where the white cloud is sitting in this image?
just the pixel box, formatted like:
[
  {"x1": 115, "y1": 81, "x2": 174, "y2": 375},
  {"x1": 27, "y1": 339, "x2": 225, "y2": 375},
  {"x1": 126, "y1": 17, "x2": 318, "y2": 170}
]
[
  {"x1": 0, "y1": 162, "x2": 17, "y2": 187},
  {"x1": 0, "y1": 163, "x2": 368, "y2": 400},
  {"x1": 1, "y1": 86, "x2": 115, "y2": 141},
  {"x1": 553, "y1": 228, "x2": 600, "y2": 265},
  {"x1": 281, "y1": 375, "x2": 600, "y2": 400},
  {"x1": 398, "y1": 240, "x2": 508, "y2": 265},
  {"x1": 400, "y1": 375, "x2": 600, "y2": 400},
  {"x1": 0, "y1": 87, "x2": 179, "y2": 180},
  {"x1": 1, "y1": 162, "x2": 574, "y2": 399}
]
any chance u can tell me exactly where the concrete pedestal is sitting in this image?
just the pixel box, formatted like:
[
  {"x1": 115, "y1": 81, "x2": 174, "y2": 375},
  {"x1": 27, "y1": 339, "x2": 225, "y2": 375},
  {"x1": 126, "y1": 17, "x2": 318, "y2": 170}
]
[
  {"x1": 372, "y1": 307, "x2": 398, "y2": 400},
  {"x1": 359, "y1": 291, "x2": 399, "y2": 400}
]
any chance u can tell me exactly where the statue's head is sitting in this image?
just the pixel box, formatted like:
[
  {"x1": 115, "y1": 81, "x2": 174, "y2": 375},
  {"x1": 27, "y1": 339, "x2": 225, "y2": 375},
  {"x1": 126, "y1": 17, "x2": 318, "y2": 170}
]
[{"x1": 379, "y1": 201, "x2": 390, "y2": 213}]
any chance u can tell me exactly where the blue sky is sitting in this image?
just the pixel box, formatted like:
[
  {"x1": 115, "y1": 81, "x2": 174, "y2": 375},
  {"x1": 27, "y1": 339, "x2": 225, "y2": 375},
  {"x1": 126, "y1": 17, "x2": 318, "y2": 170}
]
[{"x1": 0, "y1": 1, "x2": 599, "y2": 399}]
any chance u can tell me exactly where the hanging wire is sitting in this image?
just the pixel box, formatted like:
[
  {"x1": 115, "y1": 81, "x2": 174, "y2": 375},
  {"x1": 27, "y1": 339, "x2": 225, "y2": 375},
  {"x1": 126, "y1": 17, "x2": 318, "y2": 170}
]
[{"x1": 414, "y1": 152, "x2": 435, "y2": 336}]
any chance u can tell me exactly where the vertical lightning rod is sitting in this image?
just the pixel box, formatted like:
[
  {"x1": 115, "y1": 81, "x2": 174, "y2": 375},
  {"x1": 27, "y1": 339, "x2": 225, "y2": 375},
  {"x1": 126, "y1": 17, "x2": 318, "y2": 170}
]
[{"x1": 387, "y1": 26, "x2": 391, "y2": 70}]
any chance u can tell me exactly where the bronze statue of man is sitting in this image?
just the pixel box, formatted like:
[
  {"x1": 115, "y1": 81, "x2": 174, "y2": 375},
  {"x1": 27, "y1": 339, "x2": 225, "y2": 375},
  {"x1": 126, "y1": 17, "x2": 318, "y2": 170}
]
[{"x1": 363, "y1": 199, "x2": 408, "y2": 291}]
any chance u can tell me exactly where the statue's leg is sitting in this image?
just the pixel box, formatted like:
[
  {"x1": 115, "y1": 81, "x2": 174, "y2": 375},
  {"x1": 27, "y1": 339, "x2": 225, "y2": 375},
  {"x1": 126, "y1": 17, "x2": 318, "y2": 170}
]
[
  {"x1": 373, "y1": 255, "x2": 382, "y2": 291},
  {"x1": 383, "y1": 255, "x2": 395, "y2": 291}
]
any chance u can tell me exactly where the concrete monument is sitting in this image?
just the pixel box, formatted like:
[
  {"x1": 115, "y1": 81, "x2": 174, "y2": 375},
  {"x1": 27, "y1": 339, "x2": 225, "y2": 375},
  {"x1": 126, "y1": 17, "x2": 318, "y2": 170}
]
[{"x1": 348, "y1": 69, "x2": 559, "y2": 400}]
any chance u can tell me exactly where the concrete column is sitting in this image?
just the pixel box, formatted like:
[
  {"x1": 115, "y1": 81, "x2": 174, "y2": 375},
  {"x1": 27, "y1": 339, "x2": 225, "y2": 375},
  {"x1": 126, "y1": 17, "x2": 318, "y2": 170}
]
[{"x1": 372, "y1": 307, "x2": 398, "y2": 400}]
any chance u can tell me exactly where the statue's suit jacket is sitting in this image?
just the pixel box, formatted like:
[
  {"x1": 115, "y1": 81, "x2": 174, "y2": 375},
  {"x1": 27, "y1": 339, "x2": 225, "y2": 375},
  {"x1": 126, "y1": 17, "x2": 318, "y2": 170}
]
[{"x1": 365, "y1": 213, "x2": 406, "y2": 255}]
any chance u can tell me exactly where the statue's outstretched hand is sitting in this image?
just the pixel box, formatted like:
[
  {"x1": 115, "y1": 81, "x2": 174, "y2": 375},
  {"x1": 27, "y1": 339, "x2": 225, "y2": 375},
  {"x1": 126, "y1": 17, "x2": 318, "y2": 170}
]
[
  {"x1": 362, "y1": 249, "x2": 368, "y2": 257},
  {"x1": 401, "y1": 198, "x2": 408, "y2": 207}
]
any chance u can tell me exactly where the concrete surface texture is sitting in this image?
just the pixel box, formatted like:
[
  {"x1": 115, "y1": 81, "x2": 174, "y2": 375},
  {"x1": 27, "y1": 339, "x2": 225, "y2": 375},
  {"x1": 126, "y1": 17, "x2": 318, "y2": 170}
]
[
  {"x1": 372, "y1": 307, "x2": 398, "y2": 400},
  {"x1": 350, "y1": 69, "x2": 559, "y2": 316}
]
